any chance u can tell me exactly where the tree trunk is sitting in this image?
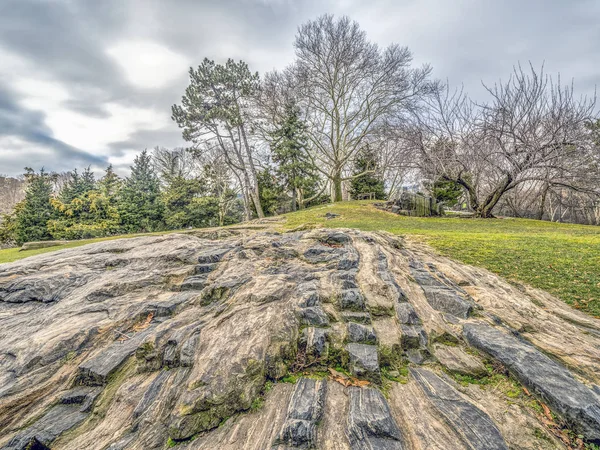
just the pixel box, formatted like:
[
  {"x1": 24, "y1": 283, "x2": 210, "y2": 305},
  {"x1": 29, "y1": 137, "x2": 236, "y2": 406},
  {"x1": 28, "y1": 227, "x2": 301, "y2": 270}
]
[
  {"x1": 239, "y1": 124, "x2": 264, "y2": 218},
  {"x1": 332, "y1": 170, "x2": 343, "y2": 202},
  {"x1": 537, "y1": 182, "x2": 549, "y2": 221}
]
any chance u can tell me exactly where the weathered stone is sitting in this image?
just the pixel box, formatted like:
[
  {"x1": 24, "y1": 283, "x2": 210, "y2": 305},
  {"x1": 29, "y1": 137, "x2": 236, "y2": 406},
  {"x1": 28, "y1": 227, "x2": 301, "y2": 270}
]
[
  {"x1": 411, "y1": 368, "x2": 508, "y2": 450},
  {"x1": 347, "y1": 343, "x2": 380, "y2": 383},
  {"x1": 180, "y1": 274, "x2": 208, "y2": 291},
  {"x1": 321, "y1": 231, "x2": 351, "y2": 245},
  {"x1": 346, "y1": 387, "x2": 405, "y2": 449},
  {"x1": 302, "y1": 327, "x2": 329, "y2": 360},
  {"x1": 274, "y1": 378, "x2": 327, "y2": 449},
  {"x1": 194, "y1": 263, "x2": 217, "y2": 275},
  {"x1": 395, "y1": 302, "x2": 420, "y2": 325},
  {"x1": 180, "y1": 329, "x2": 201, "y2": 367},
  {"x1": 78, "y1": 326, "x2": 155, "y2": 385},
  {"x1": 421, "y1": 286, "x2": 473, "y2": 318},
  {"x1": 5, "y1": 404, "x2": 88, "y2": 449},
  {"x1": 410, "y1": 261, "x2": 475, "y2": 318},
  {"x1": 341, "y1": 312, "x2": 372, "y2": 324},
  {"x1": 464, "y1": 323, "x2": 600, "y2": 441},
  {"x1": 60, "y1": 386, "x2": 102, "y2": 413},
  {"x1": 0, "y1": 272, "x2": 88, "y2": 304},
  {"x1": 400, "y1": 325, "x2": 427, "y2": 350},
  {"x1": 133, "y1": 370, "x2": 170, "y2": 419},
  {"x1": 339, "y1": 289, "x2": 365, "y2": 311},
  {"x1": 434, "y1": 344, "x2": 486, "y2": 376},
  {"x1": 377, "y1": 251, "x2": 408, "y2": 302},
  {"x1": 347, "y1": 322, "x2": 377, "y2": 344},
  {"x1": 298, "y1": 306, "x2": 330, "y2": 327},
  {"x1": 197, "y1": 247, "x2": 230, "y2": 264},
  {"x1": 338, "y1": 247, "x2": 360, "y2": 271}
]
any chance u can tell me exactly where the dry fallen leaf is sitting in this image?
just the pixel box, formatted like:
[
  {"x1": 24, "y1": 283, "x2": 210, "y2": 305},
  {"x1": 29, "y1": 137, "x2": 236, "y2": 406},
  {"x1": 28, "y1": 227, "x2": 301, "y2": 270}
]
[
  {"x1": 132, "y1": 313, "x2": 153, "y2": 332},
  {"x1": 522, "y1": 387, "x2": 531, "y2": 396},
  {"x1": 541, "y1": 402, "x2": 553, "y2": 421}
]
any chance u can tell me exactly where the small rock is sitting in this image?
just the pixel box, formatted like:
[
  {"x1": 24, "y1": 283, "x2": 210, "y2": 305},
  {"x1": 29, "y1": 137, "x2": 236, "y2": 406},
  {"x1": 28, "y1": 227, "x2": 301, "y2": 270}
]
[
  {"x1": 347, "y1": 322, "x2": 377, "y2": 344},
  {"x1": 298, "y1": 307, "x2": 330, "y2": 327},
  {"x1": 179, "y1": 275, "x2": 208, "y2": 291},
  {"x1": 346, "y1": 343, "x2": 380, "y2": 383},
  {"x1": 339, "y1": 289, "x2": 365, "y2": 311},
  {"x1": 396, "y1": 302, "x2": 421, "y2": 325},
  {"x1": 194, "y1": 263, "x2": 217, "y2": 275}
]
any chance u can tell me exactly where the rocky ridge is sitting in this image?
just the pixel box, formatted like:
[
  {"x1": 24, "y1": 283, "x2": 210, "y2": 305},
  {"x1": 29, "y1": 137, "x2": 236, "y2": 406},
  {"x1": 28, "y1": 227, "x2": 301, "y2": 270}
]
[{"x1": 1, "y1": 223, "x2": 600, "y2": 449}]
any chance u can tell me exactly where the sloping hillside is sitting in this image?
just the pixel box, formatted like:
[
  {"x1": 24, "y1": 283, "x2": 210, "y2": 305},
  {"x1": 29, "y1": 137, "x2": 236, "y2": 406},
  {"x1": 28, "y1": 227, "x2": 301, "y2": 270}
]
[{"x1": 1, "y1": 224, "x2": 600, "y2": 449}]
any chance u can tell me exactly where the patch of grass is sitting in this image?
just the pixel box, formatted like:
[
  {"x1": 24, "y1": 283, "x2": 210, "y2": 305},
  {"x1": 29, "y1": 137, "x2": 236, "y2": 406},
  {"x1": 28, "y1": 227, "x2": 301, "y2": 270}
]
[{"x1": 282, "y1": 201, "x2": 600, "y2": 317}]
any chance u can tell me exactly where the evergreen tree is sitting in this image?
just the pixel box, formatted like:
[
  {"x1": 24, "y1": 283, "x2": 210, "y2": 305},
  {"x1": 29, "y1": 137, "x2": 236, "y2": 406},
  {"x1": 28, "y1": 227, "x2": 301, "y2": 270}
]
[
  {"x1": 98, "y1": 165, "x2": 122, "y2": 200},
  {"x1": 14, "y1": 168, "x2": 57, "y2": 244},
  {"x1": 161, "y1": 176, "x2": 207, "y2": 229},
  {"x1": 118, "y1": 150, "x2": 164, "y2": 232},
  {"x1": 49, "y1": 166, "x2": 120, "y2": 240},
  {"x1": 349, "y1": 146, "x2": 386, "y2": 200},
  {"x1": 59, "y1": 167, "x2": 96, "y2": 203},
  {"x1": 270, "y1": 104, "x2": 319, "y2": 210},
  {"x1": 257, "y1": 167, "x2": 284, "y2": 216}
]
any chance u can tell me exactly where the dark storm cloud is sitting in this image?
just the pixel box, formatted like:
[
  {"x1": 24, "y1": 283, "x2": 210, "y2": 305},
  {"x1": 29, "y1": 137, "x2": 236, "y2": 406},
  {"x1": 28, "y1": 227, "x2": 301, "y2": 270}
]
[{"x1": 0, "y1": 0, "x2": 598, "y2": 176}]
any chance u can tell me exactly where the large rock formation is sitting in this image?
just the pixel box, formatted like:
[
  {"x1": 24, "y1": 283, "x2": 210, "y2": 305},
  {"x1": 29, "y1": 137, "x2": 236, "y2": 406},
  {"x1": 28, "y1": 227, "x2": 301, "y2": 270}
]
[{"x1": 1, "y1": 224, "x2": 600, "y2": 449}]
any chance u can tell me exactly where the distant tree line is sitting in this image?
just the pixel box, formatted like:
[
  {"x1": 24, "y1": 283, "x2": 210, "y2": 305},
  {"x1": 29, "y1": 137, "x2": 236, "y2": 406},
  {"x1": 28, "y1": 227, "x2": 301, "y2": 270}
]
[
  {"x1": 2, "y1": 14, "x2": 599, "y2": 246},
  {"x1": 0, "y1": 148, "x2": 244, "y2": 246}
]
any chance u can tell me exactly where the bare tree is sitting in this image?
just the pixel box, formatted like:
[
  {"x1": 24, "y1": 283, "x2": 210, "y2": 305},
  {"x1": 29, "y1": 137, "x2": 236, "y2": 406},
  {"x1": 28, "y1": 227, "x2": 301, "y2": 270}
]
[
  {"x1": 410, "y1": 65, "x2": 598, "y2": 217},
  {"x1": 0, "y1": 175, "x2": 25, "y2": 215},
  {"x1": 152, "y1": 147, "x2": 196, "y2": 183},
  {"x1": 289, "y1": 14, "x2": 435, "y2": 201}
]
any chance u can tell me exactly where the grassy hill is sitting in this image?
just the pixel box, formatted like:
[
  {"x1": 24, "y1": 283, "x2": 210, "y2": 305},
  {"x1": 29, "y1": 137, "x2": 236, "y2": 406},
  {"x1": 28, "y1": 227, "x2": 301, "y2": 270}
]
[{"x1": 1, "y1": 200, "x2": 599, "y2": 317}]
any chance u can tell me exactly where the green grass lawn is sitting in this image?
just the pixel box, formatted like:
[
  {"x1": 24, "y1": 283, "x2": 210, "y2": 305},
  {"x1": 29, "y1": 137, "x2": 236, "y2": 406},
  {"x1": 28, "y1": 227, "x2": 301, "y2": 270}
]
[
  {"x1": 1, "y1": 200, "x2": 599, "y2": 317},
  {"x1": 283, "y1": 201, "x2": 600, "y2": 317}
]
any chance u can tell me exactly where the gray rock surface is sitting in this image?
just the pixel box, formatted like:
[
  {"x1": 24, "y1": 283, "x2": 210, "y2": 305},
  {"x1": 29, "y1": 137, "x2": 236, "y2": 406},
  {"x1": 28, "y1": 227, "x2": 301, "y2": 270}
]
[
  {"x1": 0, "y1": 227, "x2": 599, "y2": 450},
  {"x1": 274, "y1": 378, "x2": 326, "y2": 449},
  {"x1": 347, "y1": 343, "x2": 381, "y2": 383},
  {"x1": 347, "y1": 322, "x2": 377, "y2": 344},
  {"x1": 346, "y1": 387, "x2": 404, "y2": 450},
  {"x1": 464, "y1": 323, "x2": 600, "y2": 441},
  {"x1": 409, "y1": 261, "x2": 475, "y2": 318},
  {"x1": 410, "y1": 368, "x2": 508, "y2": 450}
]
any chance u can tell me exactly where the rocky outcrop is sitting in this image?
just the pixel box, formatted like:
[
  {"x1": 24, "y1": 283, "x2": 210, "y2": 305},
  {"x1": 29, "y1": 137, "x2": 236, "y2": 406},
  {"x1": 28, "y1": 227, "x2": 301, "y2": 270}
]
[{"x1": 1, "y1": 227, "x2": 600, "y2": 449}]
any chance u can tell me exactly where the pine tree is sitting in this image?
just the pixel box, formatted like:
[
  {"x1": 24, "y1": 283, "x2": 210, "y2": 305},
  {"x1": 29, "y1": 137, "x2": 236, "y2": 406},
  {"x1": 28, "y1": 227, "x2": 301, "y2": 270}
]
[
  {"x1": 98, "y1": 165, "x2": 122, "y2": 201},
  {"x1": 118, "y1": 150, "x2": 164, "y2": 232},
  {"x1": 257, "y1": 168, "x2": 284, "y2": 216},
  {"x1": 270, "y1": 104, "x2": 319, "y2": 210},
  {"x1": 349, "y1": 146, "x2": 386, "y2": 200},
  {"x1": 14, "y1": 168, "x2": 56, "y2": 244},
  {"x1": 59, "y1": 167, "x2": 96, "y2": 203}
]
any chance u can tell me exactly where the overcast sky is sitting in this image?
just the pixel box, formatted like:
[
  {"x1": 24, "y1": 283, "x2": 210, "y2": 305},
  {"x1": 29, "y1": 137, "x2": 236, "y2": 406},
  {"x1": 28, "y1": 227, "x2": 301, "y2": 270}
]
[{"x1": 0, "y1": 0, "x2": 598, "y2": 177}]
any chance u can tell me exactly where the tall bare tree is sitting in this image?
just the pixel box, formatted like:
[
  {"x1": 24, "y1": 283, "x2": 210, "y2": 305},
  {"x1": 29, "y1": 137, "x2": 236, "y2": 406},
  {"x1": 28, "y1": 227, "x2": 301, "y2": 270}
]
[{"x1": 289, "y1": 14, "x2": 435, "y2": 201}]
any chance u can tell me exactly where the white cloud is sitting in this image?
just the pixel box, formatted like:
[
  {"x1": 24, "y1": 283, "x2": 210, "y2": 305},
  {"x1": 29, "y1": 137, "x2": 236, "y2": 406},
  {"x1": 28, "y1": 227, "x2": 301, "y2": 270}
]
[{"x1": 106, "y1": 40, "x2": 189, "y2": 89}]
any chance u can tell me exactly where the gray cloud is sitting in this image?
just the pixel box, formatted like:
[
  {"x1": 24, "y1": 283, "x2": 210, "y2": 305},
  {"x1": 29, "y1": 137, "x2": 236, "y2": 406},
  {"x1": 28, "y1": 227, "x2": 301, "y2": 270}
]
[{"x1": 0, "y1": 0, "x2": 598, "y2": 176}]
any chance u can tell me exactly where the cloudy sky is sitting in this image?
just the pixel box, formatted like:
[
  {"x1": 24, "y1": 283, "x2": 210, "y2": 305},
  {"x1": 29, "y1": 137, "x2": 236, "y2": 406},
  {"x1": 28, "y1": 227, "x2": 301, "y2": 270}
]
[{"x1": 0, "y1": 0, "x2": 598, "y2": 177}]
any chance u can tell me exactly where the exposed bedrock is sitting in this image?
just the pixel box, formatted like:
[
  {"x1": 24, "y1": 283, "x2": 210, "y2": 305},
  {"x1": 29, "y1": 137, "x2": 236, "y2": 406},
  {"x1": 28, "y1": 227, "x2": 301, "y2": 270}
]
[
  {"x1": 464, "y1": 322, "x2": 600, "y2": 441},
  {"x1": 1, "y1": 228, "x2": 600, "y2": 449}
]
